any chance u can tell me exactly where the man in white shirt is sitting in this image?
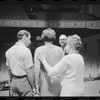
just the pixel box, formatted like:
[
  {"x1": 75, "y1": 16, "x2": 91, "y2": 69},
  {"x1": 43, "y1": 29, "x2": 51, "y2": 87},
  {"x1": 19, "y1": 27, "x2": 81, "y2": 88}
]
[{"x1": 5, "y1": 30, "x2": 35, "y2": 96}]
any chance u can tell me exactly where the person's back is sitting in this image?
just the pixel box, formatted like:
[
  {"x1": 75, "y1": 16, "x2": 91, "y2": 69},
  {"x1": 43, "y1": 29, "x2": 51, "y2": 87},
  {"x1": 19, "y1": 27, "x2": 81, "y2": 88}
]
[
  {"x1": 6, "y1": 42, "x2": 30, "y2": 76},
  {"x1": 5, "y1": 30, "x2": 34, "y2": 96},
  {"x1": 60, "y1": 53, "x2": 85, "y2": 96},
  {"x1": 60, "y1": 35, "x2": 85, "y2": 96},
  {"x1": 35, "y1": 44, "x2": 63, "y2": 96},
  {"x1": 34, "y1": 28, "x2": 64, "y2": 96}
]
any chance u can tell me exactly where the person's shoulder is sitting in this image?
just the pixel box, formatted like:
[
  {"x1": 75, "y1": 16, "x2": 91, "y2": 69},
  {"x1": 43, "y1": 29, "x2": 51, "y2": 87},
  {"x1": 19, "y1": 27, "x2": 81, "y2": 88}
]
[
  {"x1": 63, "y1": 54, "x2": 71, "y2": 60},
  {"x1": 26, "y1": 47, "x2": 31, "y2": 52},
  {"x1": 78, "y1": 54, "x2": 84, "y2": 60},
  {"x1": 57, "y1": 46, "x2": 64, "y2": 53},
  {"x1": 5, "y1": 45, "x2": 15, "y2": 56},
  {"x1": 35, "y1": 45, "x2": 45, "y2": 52},
  {"x1": 64, "y1": 53, "x2": 81, "y2": 61},
  {"x1": 54, "y1": 45, "x2": 63, "y2": 50},
  {"x1": 18, "y1": 45, "x2": 31, "y2": 55},
  {"x1": 6, "y1": 45, "x2": 15, "y2": 53}
]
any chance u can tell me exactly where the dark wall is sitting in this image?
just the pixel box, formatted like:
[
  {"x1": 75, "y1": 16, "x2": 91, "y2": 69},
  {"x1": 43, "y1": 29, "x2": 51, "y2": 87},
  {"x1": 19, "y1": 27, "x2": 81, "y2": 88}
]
[{"x1": 0, "y1": 27, "x2": 100, "y2": 43}]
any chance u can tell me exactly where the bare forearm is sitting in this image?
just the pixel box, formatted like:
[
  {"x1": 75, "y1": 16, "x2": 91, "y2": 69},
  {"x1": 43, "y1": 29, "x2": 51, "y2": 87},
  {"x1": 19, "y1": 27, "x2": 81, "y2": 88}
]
[
  {"x1": 27, "y1": 72, "x2": 34, "y2": 88},
  {"x1": 35, "y1": 68, "x2": 40, "y2": 87},
  {"x1": 26, "y1": 66, "x2": 35, "y2": 89},
  {"x1": 7, "y1": 68, "x2": 13, "y2": 82},
  {"x1": 34, "y1": 68, "x2": 40, "y2": 94}
]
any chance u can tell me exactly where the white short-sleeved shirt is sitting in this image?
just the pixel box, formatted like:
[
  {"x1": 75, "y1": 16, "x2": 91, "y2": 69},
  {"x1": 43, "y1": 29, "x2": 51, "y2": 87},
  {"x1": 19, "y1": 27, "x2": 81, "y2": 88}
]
[{"x1": 5, "y1": 41, "x2": 33, "y2": 76}]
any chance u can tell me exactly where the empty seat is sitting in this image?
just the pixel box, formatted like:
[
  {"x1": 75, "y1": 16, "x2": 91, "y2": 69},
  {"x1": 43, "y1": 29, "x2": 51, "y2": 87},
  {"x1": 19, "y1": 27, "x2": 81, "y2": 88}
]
[{"x1": 0, "y1": 4, "x2": 28, "y2": 19}]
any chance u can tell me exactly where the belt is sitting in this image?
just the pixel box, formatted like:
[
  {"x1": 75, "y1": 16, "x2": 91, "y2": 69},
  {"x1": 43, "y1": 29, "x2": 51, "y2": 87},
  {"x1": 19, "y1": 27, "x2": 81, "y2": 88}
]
[{"x1": 12, "y1": 74, "x2": 27, "y2": 79}]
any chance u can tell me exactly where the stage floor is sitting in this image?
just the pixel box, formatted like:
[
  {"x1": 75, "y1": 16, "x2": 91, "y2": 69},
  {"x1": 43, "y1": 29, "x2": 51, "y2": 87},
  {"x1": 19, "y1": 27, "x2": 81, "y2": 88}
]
[{"x1": 0, "y1": 80, "x2": 100, "y2": 96}]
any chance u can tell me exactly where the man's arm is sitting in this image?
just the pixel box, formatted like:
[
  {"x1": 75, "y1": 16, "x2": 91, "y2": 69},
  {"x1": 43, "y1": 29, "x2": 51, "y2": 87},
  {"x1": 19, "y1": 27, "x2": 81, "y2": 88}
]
[
  {"x1": 24, "y1": 50, "x2": 35, "y2": 89},
  {"x1": 34, "y1": 51, "x2": 41, "y2": 94},
  {"x1": 25, "y1": 65, "x2": 35, "y2": 89},
  {"x1": 5, "y1": 54, "x2": 13, "y2": 83},
  {"x1": 7, "y1": 66, "x2": 13, "y2": 83}
]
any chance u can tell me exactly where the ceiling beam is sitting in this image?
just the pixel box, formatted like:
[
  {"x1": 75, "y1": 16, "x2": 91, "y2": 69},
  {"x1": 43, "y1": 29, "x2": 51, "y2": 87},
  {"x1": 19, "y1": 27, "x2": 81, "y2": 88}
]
[{"x1": 0, "y1": 19, "x2": 100, "y2": 29}]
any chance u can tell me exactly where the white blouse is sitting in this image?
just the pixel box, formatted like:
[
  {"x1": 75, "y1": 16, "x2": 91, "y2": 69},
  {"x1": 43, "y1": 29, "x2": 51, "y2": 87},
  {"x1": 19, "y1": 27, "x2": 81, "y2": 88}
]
[{"x1": 48, "y1": 53, "x2": 85, "y2": 96}]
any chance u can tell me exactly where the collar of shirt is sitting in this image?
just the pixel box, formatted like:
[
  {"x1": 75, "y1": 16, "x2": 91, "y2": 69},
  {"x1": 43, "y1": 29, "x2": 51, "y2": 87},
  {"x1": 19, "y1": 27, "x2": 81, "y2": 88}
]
[{"x1": 15, "y1": 41, "x2": 25, "y2": 47}]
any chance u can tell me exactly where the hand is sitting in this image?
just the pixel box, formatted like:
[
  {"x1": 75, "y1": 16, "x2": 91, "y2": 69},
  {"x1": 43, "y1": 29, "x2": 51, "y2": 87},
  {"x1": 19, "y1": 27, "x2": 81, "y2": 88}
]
[
  {"x1": 32, "y1": 87, "x2": 40, "y2": 96},
  {"x1": 32, "y1": 88, "x2": 36, "y2": 94},
  {"x1": 36, "y1": 53, "x2": 46, "y2": 62},
  {"x1": 35, "y1": 84, "x2": 40, "y2": 95},
  {"x1": 50, "y1": 75, "x2": 60, "y2": 84},
  {"x1": 8, "y1": 79, "x2": 12, "y2": 87}
]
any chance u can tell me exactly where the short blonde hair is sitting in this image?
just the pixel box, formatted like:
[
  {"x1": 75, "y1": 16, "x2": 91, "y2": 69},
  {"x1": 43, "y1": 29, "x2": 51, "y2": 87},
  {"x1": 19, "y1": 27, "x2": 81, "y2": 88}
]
[
  {"x1": 67, "y1": 34, "x2": 82, "y2": 51},
  {"x1": 41, "y1": 28, "x2": 56, "y2": 42},
  {"x1": 17, "y1": 30, "x2": 30, "y2": 41}
]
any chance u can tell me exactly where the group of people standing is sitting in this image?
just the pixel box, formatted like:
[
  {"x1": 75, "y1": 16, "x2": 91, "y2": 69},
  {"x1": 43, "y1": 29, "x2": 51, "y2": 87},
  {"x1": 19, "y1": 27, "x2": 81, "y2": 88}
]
[{"x1": 5, "y1": 28, "x2": 85, "y2": 97}]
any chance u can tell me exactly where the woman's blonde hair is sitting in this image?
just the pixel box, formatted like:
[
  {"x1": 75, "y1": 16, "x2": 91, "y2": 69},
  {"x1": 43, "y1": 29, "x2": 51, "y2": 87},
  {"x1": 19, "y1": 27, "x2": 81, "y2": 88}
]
[
  {"x1": 41, "y1": 28, "x2": 56, "y2": 42},
  {"x1": 67, "y1": 34, "x2": 82, "y2": 52}
]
